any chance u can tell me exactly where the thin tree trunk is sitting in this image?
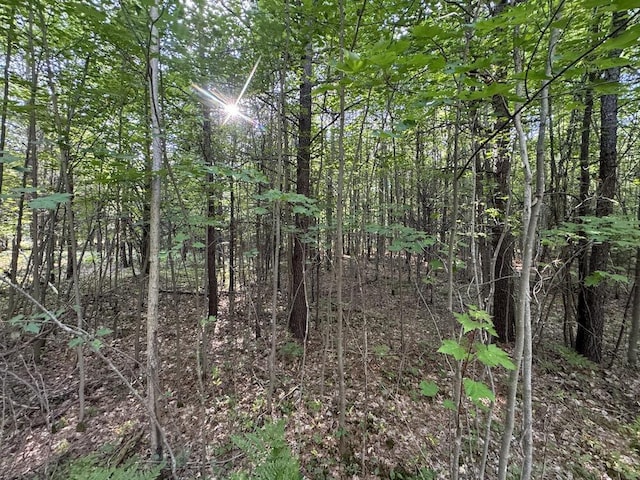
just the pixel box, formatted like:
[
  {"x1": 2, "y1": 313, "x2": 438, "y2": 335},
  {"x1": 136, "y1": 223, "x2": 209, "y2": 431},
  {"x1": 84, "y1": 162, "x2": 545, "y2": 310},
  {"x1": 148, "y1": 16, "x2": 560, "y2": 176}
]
[
  {"x1": 498, "y1": 18, "x2": 558, "y2": 479},
  {"x1": 336, "y1": 0, "x2": 347, "y2": 455},
  {"x1": 229, "y1": 178, "x2": 236, "y2": 315},
  {"x1": 38, "y1": 4, "x2": 92, "y2": 427},
  {"x1": 574, "y1": 72, "x2": 595, "y2": 349},
  {"x1": 0, "y1": 5, "x2": 14, "y2": 200},
  {"x1": 146, "y1": 2, "x2": 163, "y2": 458},
  {"x1": 628, "y1": 238, "x2": 640, "y2": 366},
  {"x1": 267, "y1": 42, "x2": 288, "y2": 411}
]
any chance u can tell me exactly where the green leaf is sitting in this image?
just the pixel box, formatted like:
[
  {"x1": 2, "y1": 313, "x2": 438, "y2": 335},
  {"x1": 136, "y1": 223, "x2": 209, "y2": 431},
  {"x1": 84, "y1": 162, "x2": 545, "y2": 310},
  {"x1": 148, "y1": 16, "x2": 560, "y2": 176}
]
[
  {"x1": 612, "y1": 0, "x2": 640, "y2": 8},
  {"x1": 28, "y1": 193, "x2": 71, "y2": 210},
  {"x1": 453, "y1": 312, "x2": 483, "y2": 334},
  {"x1": 412, "y1": 23, "x2": 448, "y2": 39},
  {"x1": 438, "y1": 339, "x2": 468, "y2": 361},
  {"x1": 0, "y1": 152, "x2": 21, "y2": 163},
  {"x1": 463, "y1": 378, "x2": 495, "y2": 404},
  {"x1": 476, "y1": 344, "x2": 516, "y2": 370},
  {"x1": 419, "y1": 380, "x2": 439, "y2": 397},
  {"x1": 584, "y1": 271, "x2": 605, "y2": 287},
  {"x1": 253, "y1": 206, "x2": 269, "y2": 215},
  {"x1": 90, "y1": 339, "x2": 103, "y2": 350},
  {"x1": 338, "y1": 50, "x2": 366, "y2": 73},
  {"x1": 96, "y1": 327, "x2": 113, "y2": 337},
  {"x1": 8, "y1": 314, "x2": 25, "y2": 326},
  {"x1": 585, "y1": 270, "x2": 628, "y2": 286},
  {"x1": 443, "y1": 399, "x2": 457, "y2": 411},
  {"x1": 24, "y1": 322, "x2": 41, "y2": 334},
  {"x1": 600, "y1": 23, "x2": 640, "y2": 51},
  {"x1": 69, "y1": 337, "x2": 84, "y2": 348}
]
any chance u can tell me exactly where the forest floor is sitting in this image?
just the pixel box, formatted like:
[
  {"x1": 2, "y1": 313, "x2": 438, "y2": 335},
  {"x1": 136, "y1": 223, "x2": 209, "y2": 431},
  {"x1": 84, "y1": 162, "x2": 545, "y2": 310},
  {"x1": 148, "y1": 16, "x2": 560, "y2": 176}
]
[{"x1": 1, "y1": 258, "x2": 640, "y2": 479}]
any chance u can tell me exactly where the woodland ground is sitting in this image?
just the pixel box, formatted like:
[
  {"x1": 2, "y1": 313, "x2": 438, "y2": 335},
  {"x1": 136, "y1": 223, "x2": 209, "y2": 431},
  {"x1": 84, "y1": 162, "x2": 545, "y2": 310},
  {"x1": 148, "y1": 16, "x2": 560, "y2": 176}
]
[{"x1": 1, "y1": 258, "x2": 640, "y2": 479}]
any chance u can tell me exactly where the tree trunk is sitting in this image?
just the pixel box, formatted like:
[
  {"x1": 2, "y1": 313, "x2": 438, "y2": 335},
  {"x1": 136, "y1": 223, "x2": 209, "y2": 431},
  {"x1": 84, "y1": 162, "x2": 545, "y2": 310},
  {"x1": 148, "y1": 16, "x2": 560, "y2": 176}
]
[
  {"x1": 146, "y1": 2, "x2": 163, "y2": 458},
  {"x1": 576, "y1": 11, "x2": 625, "y2": 363},
  {"x1": 288, "y1": 43, "x2": 312, "y2": 340},
  {"x1": 628, "y1": 203, "x2": 640, "y2": 366},
  {"x1": 573, "y1": 73, "x2": 595, "y2": 348},
  {"x1": 336, "y1": 0, "x2": 347, "y2": 455},
  {"x1": 491, "y1": 92, "x2": 515, "y2": 343},
  {"x1": 0, "y1": 5, "x2": 14, "y2": 200}
]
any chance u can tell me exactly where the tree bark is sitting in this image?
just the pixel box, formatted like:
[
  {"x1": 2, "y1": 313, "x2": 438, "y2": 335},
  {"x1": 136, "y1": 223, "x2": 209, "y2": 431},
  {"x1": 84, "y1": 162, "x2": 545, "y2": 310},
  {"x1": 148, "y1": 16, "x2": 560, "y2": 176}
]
[
  {"x1": 576, "y1": 11, "x2": 625, "y2": 363},
  {"x1": 629, "y1": 203, "x2": 640, "y2": 366},
  {"x1": 491, "y1": 92, "x2": 516, "y2": 342},
  {"x1": 336, "y1": 0, "x2": 347, "y2": 455},
  {"x1": 146, "y1": 2, "x2": 163, "y2": 458},
  {"x1": 0, "y1": 5, "x2": 14, "y2": 200},
  {"x1": 288, "y1": 42, "x2": 312, "y2": 340}
]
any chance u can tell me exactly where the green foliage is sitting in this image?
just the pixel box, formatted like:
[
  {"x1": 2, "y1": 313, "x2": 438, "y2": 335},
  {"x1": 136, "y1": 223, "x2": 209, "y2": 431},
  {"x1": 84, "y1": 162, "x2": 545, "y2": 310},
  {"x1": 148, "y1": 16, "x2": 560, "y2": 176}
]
[
  {"x1": 280, "y1": 341, "x2": 304, "y2": 359},
  {"x1": 200, "y1": 315, "x2": 217, "y2": 327},
  {"x1": 584, "y1": 270, "x2": 629, "y2": 287},
  {"x1": 462, "y1": 378, "x2": 495, "y2": 406},
  {"x1": 437, "y1": 339, "x2": 468, "y2": 361},
  {"x1": 436, "y1": 306, "x2": 514, "y2": 411},
  {"x1": 418, "y1": 380, "x2": 439, "y2": 398},
  {"x1": 28, "y1": 192, "x2": 71, "y2": 210},
  {"x1": 52, "y1": 455, "x2": 163, "y2": 480},
  {"x1": 388, "y1": 466, "x2": 437, "y2": 480},
  {"x1": 8, "y1": 309, "x2": 63, "y2": 338},
  {"x1": 256, "y1": 190, "x2": 320, "y2": 218},
  {"x1": 556, "y1": 345, "x2": 596, "y2": 369},
  {"x1": 453, "y1": 305, "x2": 497, "y2": 337},
  {"x1": 366, "y1": 223, "x2": 437, "y2": 254},
  {"x1": 543, "y1": 215, "x2": 640, "y2": 249},
  {"x1": 373, "y1": 343, "x2": 390, "y2": 359},
  {"x1": 9, "y1": 313, "x2": 44, "y2": 335},
  {"x1": 231, "y1": 421, "x2": 302, "y2": 480},
  {"x1": 475, "y1": 344, "x2": 516, "y2": 369}
]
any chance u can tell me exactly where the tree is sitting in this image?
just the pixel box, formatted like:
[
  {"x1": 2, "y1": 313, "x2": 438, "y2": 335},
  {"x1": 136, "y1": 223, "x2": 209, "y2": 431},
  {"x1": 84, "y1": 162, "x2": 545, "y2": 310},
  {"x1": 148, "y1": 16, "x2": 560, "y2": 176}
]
[
  {"x1": 629, "y1": 197, "x2": 640, "y2": 367},
  {"x1": 146, "y1": 1, "x2": 163, "y2": 459},
  {"x1": 0, "y1": 3, "x2": 14, "y2": 200},
  {"x1": 576, "y1": 11, "x2": 626, "y2": 363},
  {"x1": 488, "y1": 0, "x2": 516, "y2": 343},
  {"x1": 288, "y1": 36, "x2": 313, "y2": 341}
]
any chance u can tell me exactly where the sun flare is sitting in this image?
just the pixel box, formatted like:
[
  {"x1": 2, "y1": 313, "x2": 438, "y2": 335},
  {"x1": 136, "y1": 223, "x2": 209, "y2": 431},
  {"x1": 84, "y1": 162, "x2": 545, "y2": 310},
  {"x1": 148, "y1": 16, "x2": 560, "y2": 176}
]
[
  {"x1": 224, "y1": 102, "x2": 240, "y2": 117},
  {"x1": 192, "y1": 57, "x2": 261, "y2": 126}
]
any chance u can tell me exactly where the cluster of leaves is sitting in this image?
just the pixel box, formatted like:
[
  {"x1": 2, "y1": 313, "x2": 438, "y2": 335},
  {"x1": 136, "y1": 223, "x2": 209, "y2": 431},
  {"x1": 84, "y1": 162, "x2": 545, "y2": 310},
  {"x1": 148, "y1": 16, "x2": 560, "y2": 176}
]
[
  {"x1": 52, "y1": 455, "x2": 163, "y2": 480},
  {"x1": 421, "y1": 306, "x2": 515, "y2": 408},
  {"x1": 543, "y1": 215, "x2": 640, "y2": 250},
  {"x1": 230, "y1": 420, "x2": 302, "y2": 480},
  {"x1": 8, "y1": 311, "x2": 57, "y2": 337},
  {"x1": 366, "y1": 223, "x2": 437, "y2": 254},
  {"x1": 255, "y1": 190, "x2": 320, "y2": 218}
]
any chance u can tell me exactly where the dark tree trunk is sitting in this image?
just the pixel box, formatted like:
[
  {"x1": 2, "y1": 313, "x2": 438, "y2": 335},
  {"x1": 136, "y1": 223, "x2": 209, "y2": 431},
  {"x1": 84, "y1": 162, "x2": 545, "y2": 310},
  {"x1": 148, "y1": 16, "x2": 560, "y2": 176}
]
[
  {"x1": 140, "y1": 84, "x2": 152, "y2": 276},
  {"x1": 288, "y1": 46, "x2": 312, "y2": 340},
  {"x1": 491, "y1": 93, "x2": 515, "y2": 342},
  {"x1": 575, "y1": 78, "x2": 594, "y2": 349},
  {"x1": 576, "y1": 12, "x2": 624, "y2": 362},
  {"x1": 203, "y1": 103, "x2": 218, "y2": 321},
  {"x1": 229, "y1": 180, "x2": 236, "y2": 308}
]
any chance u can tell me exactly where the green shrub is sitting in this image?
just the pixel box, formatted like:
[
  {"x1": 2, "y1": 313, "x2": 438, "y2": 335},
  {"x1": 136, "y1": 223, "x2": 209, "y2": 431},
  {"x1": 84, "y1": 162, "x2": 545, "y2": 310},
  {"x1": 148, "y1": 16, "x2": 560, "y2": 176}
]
[
  {"x1": 231, "y1": 420, "x2": 302, "y2": 480},
  {"x1": 52, "y1": 455, "x2": 163, "y2": 480}
]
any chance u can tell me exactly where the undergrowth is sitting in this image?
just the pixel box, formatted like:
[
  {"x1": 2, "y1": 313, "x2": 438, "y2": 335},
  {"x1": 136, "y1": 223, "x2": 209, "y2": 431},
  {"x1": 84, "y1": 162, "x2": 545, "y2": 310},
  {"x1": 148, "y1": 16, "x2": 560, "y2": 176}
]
[{"x1": 49, "y1": 455, "x2": 163, "y2": 480}]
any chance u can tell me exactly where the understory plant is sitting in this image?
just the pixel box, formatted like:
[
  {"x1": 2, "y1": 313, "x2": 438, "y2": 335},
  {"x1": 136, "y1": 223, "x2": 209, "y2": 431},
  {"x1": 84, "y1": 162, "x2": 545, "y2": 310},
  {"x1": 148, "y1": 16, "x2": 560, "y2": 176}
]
[
  {"x1": 52, "y1": 455, "x2": 163, "y2": 480},
  {"x1": 427, "y1": 305, "x2": 515, "y2": 479},
  {"x1": 230, "y1": 420, "x2": 302, "y2": 480}
]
